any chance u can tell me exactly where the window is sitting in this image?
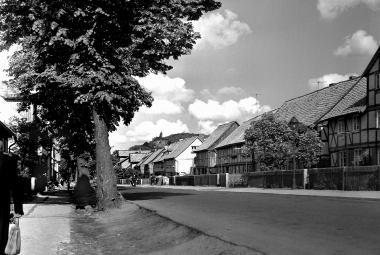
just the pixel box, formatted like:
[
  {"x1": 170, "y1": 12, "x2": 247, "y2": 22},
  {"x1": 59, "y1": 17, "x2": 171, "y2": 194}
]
[
  {"x1": 339, "y1": 151, "x2": 346, "y2": 167},
  {"x1": 354, "y1": 150, "x2": 361, "y2": 166},
  {"x1": 337, "y1": 118, "x2": 345, "y2": 133},
  {"x1": 377, "y1": 111, "x2": 380, "y2": 128},
  {"x1": 376, "y1": 73, "x2": 380, "y2": 89},
  {"x1": 352, "y1": 115, "x2": 360, "y2": 131}
]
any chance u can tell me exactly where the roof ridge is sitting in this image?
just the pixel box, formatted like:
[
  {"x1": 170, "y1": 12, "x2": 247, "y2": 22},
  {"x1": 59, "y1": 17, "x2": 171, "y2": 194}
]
[{"x1": 281, "y1": 77, "x2": 360, "y2": 105}]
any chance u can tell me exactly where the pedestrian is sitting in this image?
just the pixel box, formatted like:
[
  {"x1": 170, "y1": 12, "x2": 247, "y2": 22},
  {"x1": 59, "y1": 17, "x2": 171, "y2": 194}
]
[
  {"x1": 0, "y1": 153, "x2": 24, "y2": 255},
  {"x1": 150, "y1": 174, "x2": 156, "y2": 186}
]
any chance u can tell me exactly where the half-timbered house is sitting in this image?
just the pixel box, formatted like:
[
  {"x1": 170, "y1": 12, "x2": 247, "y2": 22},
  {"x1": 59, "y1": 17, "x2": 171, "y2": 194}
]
[
  {"x1": 193, "y1": 121, "x2": 239, "y2": 175},
  {"x1": 319, "y1": 46, "x2": 380, "y2": 166}
]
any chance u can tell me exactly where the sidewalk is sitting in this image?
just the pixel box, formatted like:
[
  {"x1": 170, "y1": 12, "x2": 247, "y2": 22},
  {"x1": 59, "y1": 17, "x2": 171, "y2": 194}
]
[
  {"x1": 20, "y1": 190, "x2": 72, "y2": 255},
  {"x1": 125, "y1": 184, "x2": 380, "y2": 200}
]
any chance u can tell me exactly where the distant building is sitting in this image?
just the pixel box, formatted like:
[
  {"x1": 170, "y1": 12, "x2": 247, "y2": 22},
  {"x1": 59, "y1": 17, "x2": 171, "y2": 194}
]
[
  {"x1": 193, "y1": 121, "x2": 239, "y2": 175},
  {"x1": 153, "y1": 136, "x2": 202, "y2": 176}
]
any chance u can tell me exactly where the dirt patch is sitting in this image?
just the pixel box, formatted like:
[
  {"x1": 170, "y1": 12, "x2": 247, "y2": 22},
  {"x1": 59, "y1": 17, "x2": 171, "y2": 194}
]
[{"x1": 58, "y1": 201, "x2": 262, "y2": 255}]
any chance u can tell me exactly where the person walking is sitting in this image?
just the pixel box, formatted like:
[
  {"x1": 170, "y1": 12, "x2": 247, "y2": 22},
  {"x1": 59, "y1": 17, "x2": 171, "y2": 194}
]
[{"x1": 0, "y1": 153, "x2": 24, "y2": 255}]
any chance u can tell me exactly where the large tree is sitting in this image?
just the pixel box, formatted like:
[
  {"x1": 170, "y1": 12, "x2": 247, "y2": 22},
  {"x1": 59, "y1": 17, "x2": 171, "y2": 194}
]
[{"x1": 0, "y1": 0, "x2": 221, "y2": 210}]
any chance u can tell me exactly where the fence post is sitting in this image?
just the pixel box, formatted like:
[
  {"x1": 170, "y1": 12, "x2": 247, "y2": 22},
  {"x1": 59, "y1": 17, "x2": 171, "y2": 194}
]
[
  {"x1": 262, "y1": 171, "x2": 265, "y2": 189},
  {"x1": 174, "y1": 176, "x2": 176, "y2": 186},
  {"x1": 226, "y1": 173, "x2": 229, "y2": 188},
  {"x1": 342, "y1": 167, "x2": 345, "y2": 191},
  {"x1": 303, "y1": 169, "x2": 307, "y2": 189},
  {"x1": 378, "y1": 167, "x2": 380, "y2": 191},
  {"x1": 281, "y1": 170, "x2": 284, "y2": 188},
  {"x1": 217, "y1": 174, "x2": 220, "y2": 186},
  {"x1": 292, "y1": 170, "x2": 296, "y2": 189}
]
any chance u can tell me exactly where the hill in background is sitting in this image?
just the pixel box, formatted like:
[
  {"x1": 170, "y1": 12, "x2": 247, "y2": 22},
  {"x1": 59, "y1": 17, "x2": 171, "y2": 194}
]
[{"x1": 129, "y1": 132, "x2": 207, "y2": 151}]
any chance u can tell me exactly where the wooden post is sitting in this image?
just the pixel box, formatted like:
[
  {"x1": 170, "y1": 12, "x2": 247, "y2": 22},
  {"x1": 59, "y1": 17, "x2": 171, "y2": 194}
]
[
  {"x1": 292, "y1": 170, "x2": 296, "y2": 189},
  {"x1": 378, "y1": 167, "x2": 380, "y2": 191},
  {"x1": 262, "y1": 171, "x2": 265, "y2": 189},
  {"x1": 342, "y1": 167, "x2": 345, "y2": 191}
]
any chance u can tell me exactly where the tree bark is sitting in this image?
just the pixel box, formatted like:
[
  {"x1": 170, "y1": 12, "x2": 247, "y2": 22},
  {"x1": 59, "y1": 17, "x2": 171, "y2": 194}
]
[{"x1": 93, "y1": 107, "x2": 121, "y2": 210}]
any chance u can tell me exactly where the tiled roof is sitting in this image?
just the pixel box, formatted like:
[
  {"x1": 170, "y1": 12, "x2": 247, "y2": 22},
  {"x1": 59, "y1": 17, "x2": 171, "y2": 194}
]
[
  {"x1": 152, "y1": 142, "x2": 180, "y2": 163},
  {"x1": 194, "y1": 121, "x2": 239, "y2": 152},
  {"x1": 320, "y1": 77, "x2": 367, "y2": 121},
  {"x1": 275, "y1": 77, "x2": 361, "y2": 126},
  {"x1": 129, "y1": 152, "x2": 150, "y2": 163},
  {"x1": 215, "y1": 116, "x2": 261, "y2": 149},
  {"x1": 141, "y1": 148, "x2": 165, "y2": 165},
  {"x1": 136, "y1": 152, "x2": 153, "y2": 167},
  {"x1": 117, "y1": 150, "x2": 150, "y2": 157},
  {"x1": 161, "y1": 136, "x2": 199, "y2": 160}
]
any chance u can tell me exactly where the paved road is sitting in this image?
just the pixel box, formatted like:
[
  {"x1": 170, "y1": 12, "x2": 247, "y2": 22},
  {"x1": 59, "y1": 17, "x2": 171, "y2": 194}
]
[{"x1": 120, "y1": 186, "x2": 380, "y2": 255}]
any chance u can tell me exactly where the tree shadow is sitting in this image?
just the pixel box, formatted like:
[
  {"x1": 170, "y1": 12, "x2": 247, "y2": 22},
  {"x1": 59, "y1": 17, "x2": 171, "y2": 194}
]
[
  {"x1": 119, "y1": 189, "x2": 193, "y2": 201},
  {"x1": 23, "y1": 190, "x2": 72, "y2": 205}
]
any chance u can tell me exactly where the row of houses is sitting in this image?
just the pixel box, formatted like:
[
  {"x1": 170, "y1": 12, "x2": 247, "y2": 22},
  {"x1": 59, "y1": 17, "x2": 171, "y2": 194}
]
[{"x1": 120, "y1": 46, "x2": 380, "y2": 177}]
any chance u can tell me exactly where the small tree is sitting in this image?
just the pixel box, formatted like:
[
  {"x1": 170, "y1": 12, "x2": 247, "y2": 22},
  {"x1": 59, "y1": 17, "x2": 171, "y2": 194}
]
[
  {"x1": 244, "y1": 113, "x2": 324, "y2": 171},
  {"x1": 296, "y1": 130, "x2": 323, "y2": 168}
]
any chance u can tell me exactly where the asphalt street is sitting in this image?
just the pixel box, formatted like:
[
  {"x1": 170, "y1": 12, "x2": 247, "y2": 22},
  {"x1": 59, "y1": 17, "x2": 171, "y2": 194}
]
[{"x1": 120, "y1": 186, "x2": 380, "y2": 255}]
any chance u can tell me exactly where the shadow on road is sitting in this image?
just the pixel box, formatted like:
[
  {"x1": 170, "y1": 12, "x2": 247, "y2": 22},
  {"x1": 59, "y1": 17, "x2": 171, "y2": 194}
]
[{"x1": 120, "y1": 190, "x2": 193, "y2": 201}]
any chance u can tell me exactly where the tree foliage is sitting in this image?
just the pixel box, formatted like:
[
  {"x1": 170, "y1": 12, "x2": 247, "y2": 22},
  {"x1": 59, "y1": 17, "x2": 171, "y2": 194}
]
[
  {"x1": 9, "y1": 117, "x2": 50, "y2": 173},
  {"x1": 244, "y1": 113, "x2": 323, "y2": 171},
  {"x1": 0, "y1": 0, "x2": 221, "y2": 210},
  {"x1": 244, "y1": 113, "x2": 293, "y2": 171}
]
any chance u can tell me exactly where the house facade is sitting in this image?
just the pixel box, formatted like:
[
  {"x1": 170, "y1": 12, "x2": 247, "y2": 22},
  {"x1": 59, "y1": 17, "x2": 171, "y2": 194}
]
[
  {"x1": 319, "y1": 47, "x2": 380, "y2": 167},
  {"x1": 140, "y1": 149, "x2": 164, "y2": 177},
  {"x1": 193, "y1": 121, "x2": 239, "y2": 175}
]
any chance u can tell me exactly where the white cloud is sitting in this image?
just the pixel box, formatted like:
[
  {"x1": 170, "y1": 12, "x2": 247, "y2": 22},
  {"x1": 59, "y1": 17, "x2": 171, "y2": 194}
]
[
  {"x1": 135, "y1": 73, "x2": 195, "y2": 115},
  {"x1": 334, "y1": 30, "x2": 379, "y2": 57},
  {"x1": 217, "y1": 86, "x2": 245, "y2": 96},
  {"x1": 188, "y1": 97, "x2": 271, "y2": 123},
  {"x1": 318, "y1": 0, "x2": 380, "y2": 20},
  {"x1": 140, "y1": 100, "x2": 183, "y2": 115},
  {"x1": 193, "y1": 9, "x2": 251, "y2": 49},
  {"x1": 124, "y1": 119, "x2": 189, "y2": 143},
  {"x1": 308, "y1": 73, "x2": 359, "y2": 88},
  {"x1": 136, "y1": 73, "x2": 194, "y2": 103},
  {"x1": 200, "y1": 89, "x2": 218, "y2": 101},
  {"x1": 198, "y1": 121, "x2": 218, "y2": 135}
]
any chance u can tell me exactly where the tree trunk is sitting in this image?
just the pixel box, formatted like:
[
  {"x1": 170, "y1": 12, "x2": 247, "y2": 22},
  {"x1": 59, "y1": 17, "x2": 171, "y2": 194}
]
[{"x1": 93, "y1": 107, "x2": 121, "y2": 210}]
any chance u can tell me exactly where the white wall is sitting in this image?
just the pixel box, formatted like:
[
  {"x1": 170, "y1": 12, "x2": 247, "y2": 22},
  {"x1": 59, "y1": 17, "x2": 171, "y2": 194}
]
[{"x1": 176, "y1": 138, "x2": 202, "y2": 174}]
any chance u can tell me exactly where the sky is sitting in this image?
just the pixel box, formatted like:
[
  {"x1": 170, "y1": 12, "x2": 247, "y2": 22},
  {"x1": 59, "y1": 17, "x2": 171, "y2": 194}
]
[{"x1": 1, "y1": 0, "x2": 380, "y2": 151}]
